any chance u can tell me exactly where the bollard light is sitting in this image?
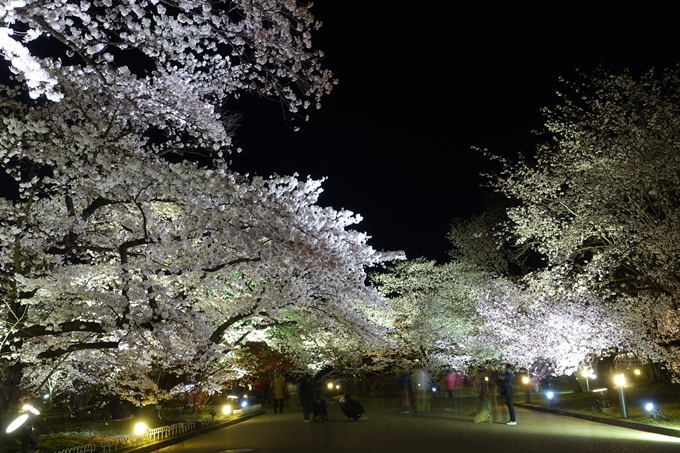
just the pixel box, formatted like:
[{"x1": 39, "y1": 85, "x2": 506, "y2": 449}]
[
  {"x1": 222, "y1": 405, "x2": 232, "y2": 416},
  {"x1": 546, "y1": 391, "x2": 556, "y2": 405},
  {"x1": 614, "y1": 374, "x2": 628, "y2": 419},
  {"x1": 644, "y1": 402, "x2": 659, "y2": 419}
]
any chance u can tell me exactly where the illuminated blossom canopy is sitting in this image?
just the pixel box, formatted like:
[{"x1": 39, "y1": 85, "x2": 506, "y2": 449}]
[
  {"x1": 486, "y1": 67, "x2": 680, "y2": 376},
  {"x1": 0, "y1": 0, "x2": 402, "y2": 417}
]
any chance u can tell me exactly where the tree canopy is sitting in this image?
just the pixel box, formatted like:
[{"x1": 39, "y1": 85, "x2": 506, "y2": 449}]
[
  {"x1": 486, "y1": 67, "x2": 680, "y2": 375},
  {"x1": 0, "y1": 0, "x2": 402, "y2": 424}
]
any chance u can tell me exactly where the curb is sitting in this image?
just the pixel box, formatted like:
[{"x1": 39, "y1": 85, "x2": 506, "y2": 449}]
[
  {"x1": 515, "y1": 403, "x2": 680, "y2": 438},
  {"x1": 125, "y1": 410, "x2": 264, "y2": 453}
]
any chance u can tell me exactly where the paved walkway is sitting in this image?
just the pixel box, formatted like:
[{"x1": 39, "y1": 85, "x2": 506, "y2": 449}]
[{"x1": 136, "y1": 397, "x2": 680, "y2": 453}]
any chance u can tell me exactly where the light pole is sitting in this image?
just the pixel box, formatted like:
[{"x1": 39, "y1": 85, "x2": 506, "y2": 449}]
[
  {"x1": 614, "y1": 374, "x2": 628, "y2": 419},
  {"x1": 581, "y1": 368, "x2": 590, "y2": 391},
  {"x1": 522, "y1": 376, "x2": 531, "y2": 403}
]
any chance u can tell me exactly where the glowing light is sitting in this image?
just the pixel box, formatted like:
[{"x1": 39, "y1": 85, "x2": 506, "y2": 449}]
[
  {"x1": 22, "y1": 404, "x2": 40, "y2": 415},
  {"x1": 133, "y1": 422, "x2": 148, "y2": 436},
  {"x1": 327, "y1": 383, "x2": 333, "y2": 389},
  {"x1": 634, "y1": 369, "x2": 641, "y2": 376},
  {"x1": 546, "y1": 391, "x2": 555, "y2": 399},
  {"x1": 614, "y1": 374, "x2": 626, "y2": 387},
  {"x1": 222, "y1": 405, "x2": 232, "y2": 415},
  {"x1": 522, "y1": 376, "x2": 530, "y2": 384},
  {"x1": 6, "y1": 414, "x2": 28, "y2": 433},
  {"x1": 645, "y1": 403, "x2": 654, "y2": 412},
  {"x1": 240, "y1": 401, "x2": 248, "y2": 408}
]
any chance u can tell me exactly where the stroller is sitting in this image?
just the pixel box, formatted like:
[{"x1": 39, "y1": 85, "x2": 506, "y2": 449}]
[{"x1": 313, "y1": 397, "x2": 329, "y2": 421}]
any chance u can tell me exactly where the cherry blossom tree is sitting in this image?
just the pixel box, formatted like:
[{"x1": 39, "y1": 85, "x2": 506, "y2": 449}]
[
  {"x1": 0, "y1": 0, "x2": 404, "y2": 428},
  {"x1": 486, "y1": 67, "x2": 680, "y2": 376},
  {"x1": 371, "y1": 259, "x2": 494, "y2": 373},
  {"x1": 475, "y1": 270, "x2": 665, "y2": 379},
  {"x1": 447, "y1": 205, "x2": 529, "y2": 278}
]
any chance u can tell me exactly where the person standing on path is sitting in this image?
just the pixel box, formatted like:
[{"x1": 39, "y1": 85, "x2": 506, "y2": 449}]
[
  {"x1": 503, "y1": 364, "x2": 516, "y2": 425},
  {"x1": 297, "y1": 375, "x2": 315, "y2": 422},
  {"x1": 271, "y1": 373, "x2": 286, "y2": 414},
  {"x1": 397, "y1": 372, "x2": 411, "y2": 413},
  {"x1": 443, "y1": 371, "x2": 455, "y2": 411},
  {"x1": 411, "y1": 368, "x2": 431, "y2": 413}
]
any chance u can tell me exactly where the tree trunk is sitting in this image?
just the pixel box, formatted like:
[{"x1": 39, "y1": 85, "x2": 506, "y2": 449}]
[
  {"x1": 647, "y1": 362, "x2": 665, "y2": 382},
  {"x1": 598, "y1": 355, "x2": 615, "y2": 393},
  {"x1": 566, "y1": 373, "x2": 583, "y2": 393},
  {"x1": 0, "y1": 363, "x2": 24, "y2": 444}
]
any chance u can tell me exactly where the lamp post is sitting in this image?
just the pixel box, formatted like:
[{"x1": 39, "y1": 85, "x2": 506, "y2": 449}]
[
  {"x1": 522, "y1": 376, "x2": 531, "y2": 403},
  {"x1": 614, "y1": 374, "x2": 628, "y2": 419},
  {"x1": 581, "y1": 369, "x2": 590, "y2": 391}
]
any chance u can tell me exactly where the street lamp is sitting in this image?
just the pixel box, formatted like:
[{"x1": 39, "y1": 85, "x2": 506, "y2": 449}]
[
  {"x1": 581, "y1": 368, "x2": 591, "y2": 391},
  {"x1": 522, "y1": 376, "x2": 531, "y2": 403},
  {"x1": 614, "y1": 374, "x2": 628, "y2": 419}
]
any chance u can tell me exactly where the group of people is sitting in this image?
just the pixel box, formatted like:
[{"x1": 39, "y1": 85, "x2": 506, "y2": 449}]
[
  {"x1": 397, "y1": 364, "x2": 518, "y2": 425},
  {"x1": 267, "y1": 373, "x2": 364, "y2": 422},
  {"x1": 262, "y1": 364, "x2": 519, "y2": 425}
]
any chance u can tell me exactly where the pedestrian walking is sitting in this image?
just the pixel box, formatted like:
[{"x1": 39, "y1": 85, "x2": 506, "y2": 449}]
[{"x1": 271, "y1": 373, "x2": 285, "y2": 414}]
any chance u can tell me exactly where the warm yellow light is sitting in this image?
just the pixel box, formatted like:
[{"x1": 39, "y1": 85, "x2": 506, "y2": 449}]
[
  {"x1": 614, "y1": 374, "x2": 626, "y2": 387},
  {"x1": 22, "y1": 404, "x2": 40, "y2": 415},
  {"x1": 484, "y1": 377, "x2": 489, "y2": 382},
  {"x1": 522, "y1": 376, "x2": 530, "y2": 384},
  {"x1": 335, "y1": 385, "x2": 340, "y2": 389},
  {"x1": 327, "y1": 383, "x2": 333, "y2": 389},
  {"x1": 634, "y1": 369, "x2": 641, "y2": 376},
  {"x1": 222, "y1": 405, "x2": 232, "y2": 415},
  {"x1": 581, "y1": 369, "x2": 589, "y2": 378},
  {"x1": 133, "y1": 422, "x2": 148, "y2": 436}
]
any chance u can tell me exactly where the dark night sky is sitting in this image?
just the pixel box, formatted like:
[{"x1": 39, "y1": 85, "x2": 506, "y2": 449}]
[{"x1": 228, "y1": 1, "x2": 680, "y2": 263}]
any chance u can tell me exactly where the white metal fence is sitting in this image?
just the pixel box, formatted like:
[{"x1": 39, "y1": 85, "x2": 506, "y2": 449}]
[{"x1": 52, "y1": 404, "x2": 262, "y2": 453}]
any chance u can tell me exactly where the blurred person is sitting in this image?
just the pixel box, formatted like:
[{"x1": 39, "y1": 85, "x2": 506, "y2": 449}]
[
  {"x1": 398, "y1": 372, "x2": 411, "y2": 413},
  {"x1": 411, "y1": 368, "x2": 431, "y2": 413},
  {"x1": 297, "y1": 375, "x2": 315, "y2": 422},
  {"x1": 271, "y1": 373, "x2": 285, "y2": 414},
  {"x1": 313, "y1": 396, "x2": 329, "y2": 421},
  {"x1": 443, "y1": 371, "x2": 455, "y2": 411}
]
